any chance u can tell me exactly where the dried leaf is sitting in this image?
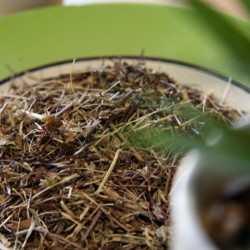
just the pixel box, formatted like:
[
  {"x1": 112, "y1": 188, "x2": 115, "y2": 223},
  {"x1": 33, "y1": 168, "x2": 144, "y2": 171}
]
[
  {"x1": 0, "y1": 233, "x2": 11, "y2": 247},
  {"x1": 43, "y1": 115, "x2": 63, "y2": 132}
]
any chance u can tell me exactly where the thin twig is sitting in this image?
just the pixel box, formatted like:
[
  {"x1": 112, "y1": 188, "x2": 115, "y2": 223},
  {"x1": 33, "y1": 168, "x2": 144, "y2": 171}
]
[{"x1": 84, "y1": 210, "x2": 102, "y2": 240}]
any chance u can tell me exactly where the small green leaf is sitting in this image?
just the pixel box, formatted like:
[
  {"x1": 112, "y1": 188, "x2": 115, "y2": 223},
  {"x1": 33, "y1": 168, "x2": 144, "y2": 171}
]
[
  {"x1": 187, "y1": 0, "x2": 250, "y2": 66},
  {"x1": 241, "y1": 0, "x2": 250, "y2": 12}
]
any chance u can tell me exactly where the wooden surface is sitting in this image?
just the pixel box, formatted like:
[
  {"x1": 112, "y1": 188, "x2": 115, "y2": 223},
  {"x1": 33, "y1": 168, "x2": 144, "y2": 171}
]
[
  {"x1": 205, "y1": 0, "x2": 248, "y2": 19},
  {"x1": 0, "y1": 0, "x2": 62, "y2": 15}
]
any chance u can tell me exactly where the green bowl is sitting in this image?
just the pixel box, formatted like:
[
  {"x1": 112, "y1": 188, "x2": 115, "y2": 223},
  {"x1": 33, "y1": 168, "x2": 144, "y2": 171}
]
[{"x1": 0, "y1": 3, "x2": 250, "y2": 85}]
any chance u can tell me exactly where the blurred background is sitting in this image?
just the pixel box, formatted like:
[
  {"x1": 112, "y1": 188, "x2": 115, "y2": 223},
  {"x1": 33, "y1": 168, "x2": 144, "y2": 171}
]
[{"x1": 0, "y1": 0, "x2": 247, "y2": 19}]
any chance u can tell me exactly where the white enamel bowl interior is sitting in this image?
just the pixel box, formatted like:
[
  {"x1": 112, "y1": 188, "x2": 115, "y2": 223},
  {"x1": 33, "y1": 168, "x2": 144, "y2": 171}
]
[{"x1": 1, "y1": 58, "x2": 250, "y2": 116}]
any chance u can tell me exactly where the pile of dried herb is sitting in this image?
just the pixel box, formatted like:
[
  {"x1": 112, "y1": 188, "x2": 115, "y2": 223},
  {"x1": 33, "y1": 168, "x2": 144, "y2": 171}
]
[{"x1": 0, "y1": 60, "x2": 240, "y2": 249}]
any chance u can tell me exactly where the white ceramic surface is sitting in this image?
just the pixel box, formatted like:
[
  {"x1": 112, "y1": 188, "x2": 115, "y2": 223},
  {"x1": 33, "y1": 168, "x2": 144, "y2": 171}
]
[
  {"x1": 1, "y1": 58, "x2": 250, "y2": 115},
  {"x1": 170, "y1": 150, "x2": 218, "y2": 250}
]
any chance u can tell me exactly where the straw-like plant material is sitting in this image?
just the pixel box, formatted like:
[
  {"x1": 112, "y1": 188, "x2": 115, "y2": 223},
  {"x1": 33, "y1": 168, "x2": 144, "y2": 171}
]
[{"x1": 0, "y1": 60, "x2": 240, "y2": 249}]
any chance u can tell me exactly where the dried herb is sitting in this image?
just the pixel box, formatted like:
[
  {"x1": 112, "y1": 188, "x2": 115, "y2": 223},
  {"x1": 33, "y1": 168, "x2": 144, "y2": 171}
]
[{"x1": 0, "y1": 60, "x2": 240, "y2": 249}]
